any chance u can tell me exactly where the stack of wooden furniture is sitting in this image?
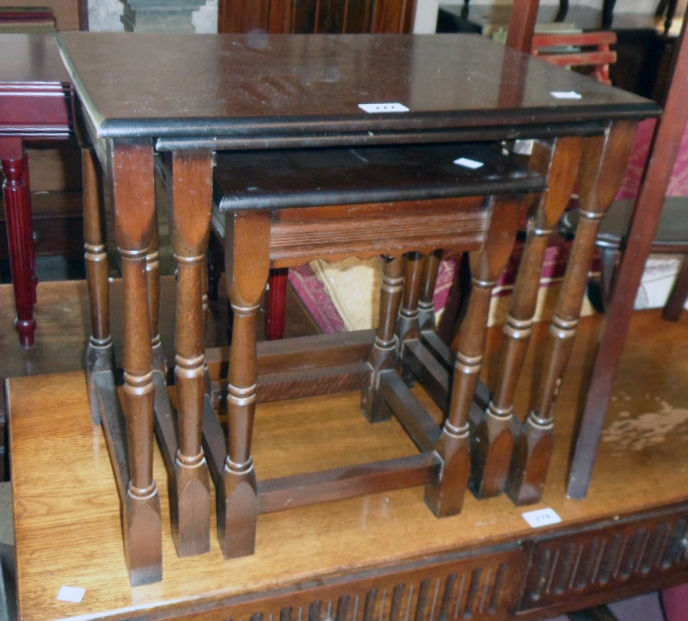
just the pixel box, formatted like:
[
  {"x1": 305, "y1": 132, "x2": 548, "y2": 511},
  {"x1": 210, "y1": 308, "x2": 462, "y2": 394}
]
[
  {"x1": 47, "y1": 20, "x2": 657, "y2": 586},
  {"x1": 7, "y1": 7, "x2": 688, "y2": 621}
]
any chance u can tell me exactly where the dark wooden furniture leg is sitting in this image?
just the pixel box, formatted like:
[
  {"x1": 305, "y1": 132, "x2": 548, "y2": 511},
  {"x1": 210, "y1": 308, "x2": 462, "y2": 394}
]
[
  {"x1": 426, "y1": 195, "x2": 522, "y2": 517},
  {"x1": 568, "y1": 17, "x2": 688, "y2": 499},
  {"x1": 147, "y1": 218, "x2": 165, "y2": 373},
  {"x1": 662, "y1": 255, "x2": 688, "y2": 321},
  {"x1": 0, "y1": 137, "x2": 37, "y2": 348},
  {"x1": 506, "y1": 0, "x2": 539, "y2": 52},
  {"x1": 220, "y1": 209, "x2": 270, "y2": 558},
  {"x1": 418, "y1": 249, "x2": 443, "y2": 331},
  {"x1": 395, "y1": 252, "x2": 425, "y2": 351},
  {"x1": 111, "y1": 139, "x2": 162, "y2": 585},
  {"x1": 436, "y1": 252, "x2": 472, "y2": 344},
  {"x1": 265, "y1": 268, "x2": 288, "y2": 340},
  {"x1": 167, "y1": 150, "x2": 213, "y2": 556},
  {"x1": 83, "y1": 147, "x2": 114, "y2": 424},
  {"x1": 507, "y1": 120, "x2": 638, "y2": 506},
  {"x1": 471, "y1": 136, "x2": 583, "y2": 499},
  {"x1": 601, "y1": 0, "x2": 616, "y2": 28},
  {"x1": 362, "y1": 254, "x2": 404, "y2": 423}
]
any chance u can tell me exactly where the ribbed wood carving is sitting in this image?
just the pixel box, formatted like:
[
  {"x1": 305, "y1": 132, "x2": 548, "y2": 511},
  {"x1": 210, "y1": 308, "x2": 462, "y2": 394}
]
[
  {"x1": 215, "y1": 549, "x2": 524, "y2": 621},
  {"x1": 521, "y1": 514, "x2": 688, "y2": 609}
]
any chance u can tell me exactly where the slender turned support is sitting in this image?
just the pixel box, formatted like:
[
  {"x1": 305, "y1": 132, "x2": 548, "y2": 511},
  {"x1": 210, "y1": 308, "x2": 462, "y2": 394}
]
[
  {"x1": 426, "y1": 195, "x2": 522, "y2": 516},
  {"x1": 147, "y1": 217, "x2": 166, "y2": 374},
  {"x1": 472, "y1": 136, "x2": 584, "y2": 499},
  {"x1": 0, "y1": 137, "x2": 37, "y2": 348},
  {"x1": 111, "y1": 140, "x2": 162, "y2": 586},
  {"x1": 362, "y1": 255, "x2": 404, "y2": 423},
  {"x1": 418, "y1": 249, "x2": 443, "y2": 331},
  {"x1": 83, "y1": 147, "x2": 114, "y2": 424},
  {"x1": 168, "y1": 150, "x2": 213, "y2": 557},
  {"x1": 220, "y1": 209, "x2": 271, "y2": 558},
  {"x1": 395, "y1": 251, "x2": 425, "y2": 352},
  {"x1": 508, "y1": 121, "x2": 639, "y2": 506}
]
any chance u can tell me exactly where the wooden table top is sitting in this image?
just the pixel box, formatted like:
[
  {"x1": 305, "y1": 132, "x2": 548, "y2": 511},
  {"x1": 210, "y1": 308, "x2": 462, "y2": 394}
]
[
  {"x1": 9, "y1": 310, "x2": 688, "y2": 621},
  {"x1": 56, "y1": 32, "x2": 659, "y2": 144}
]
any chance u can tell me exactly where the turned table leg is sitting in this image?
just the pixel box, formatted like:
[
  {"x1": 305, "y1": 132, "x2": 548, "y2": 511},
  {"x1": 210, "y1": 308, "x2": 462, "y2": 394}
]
[
  {"x1": 83, "y1": 147, "x2": 114, "y2": 424},
  {"x1": 418, "y1": 249, "x2": 443, "y2": 331},
  {"x1": 0, "y1": 137, "x2": 37, "y2": 348},
  {"x1": 111, "y1": 139, "x2": 162, "y2": 585},
  {"x1": 507, "y1": 121, "x2": 639, "y2": 506},
  {"x1": 147, "y1": 217, "x2": 167, "y2": 374},
  {"x1": 220, "y1": 209, "x2": 270, "y2": 558},
  {"x1": 167, "y1": 150, "x2": 212, "y2": 557},
  {"x1": 362, "y1": 255, "x2": 404, "y2": 422},
  {"x1": 395, "y1": 251, "x2": 425, "y2": 350},
  {"x1": 426, "y1": 195, "x2": 522, "y2": 516},
  {"x1": 471, "y1": 136, "x2": 583, "y2": 499}
]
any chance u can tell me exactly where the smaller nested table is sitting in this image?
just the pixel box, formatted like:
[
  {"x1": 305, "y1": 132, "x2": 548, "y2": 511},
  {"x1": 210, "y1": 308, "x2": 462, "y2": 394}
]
[
  {"x1": 199, "y1": 142, "x2": 545, "y2": 560},
  {"x1": 0, "y1": 33, "x2": 73, "y2": 348}
]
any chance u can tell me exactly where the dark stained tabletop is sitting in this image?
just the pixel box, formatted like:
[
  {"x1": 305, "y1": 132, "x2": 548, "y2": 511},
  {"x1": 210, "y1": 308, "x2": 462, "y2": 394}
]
[
  {"x1": 56, "y1": 32, "x2": 659, "y2": 144},
  {"x1": 0, "y1": 33, "x2": 69, "y2": 86},
  {"x1": 214, "y1": 142, "x2": 545, "y2": 210}
]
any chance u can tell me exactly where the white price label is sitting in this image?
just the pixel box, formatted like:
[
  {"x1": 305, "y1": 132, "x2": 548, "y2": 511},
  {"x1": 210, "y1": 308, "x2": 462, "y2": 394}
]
[
  {"x1": 522, "y1": 508, "x2": 562, "y2": 528},
  {"x1": 550, "y1": 91, "x2": 583, "y2": 100},
  {"x1": 454, "y1": 157, "x2": 484, "y2": 169},
  {"x1": 358, "y1": 102, "x2": 410, "y2": 113},
  {"x1": 57, "y1": 586, "x2": 86, "y2": 603}
]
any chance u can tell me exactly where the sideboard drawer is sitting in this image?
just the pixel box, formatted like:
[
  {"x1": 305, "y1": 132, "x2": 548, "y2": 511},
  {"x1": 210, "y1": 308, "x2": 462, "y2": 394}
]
[{"x1": 520, "y1": 508, "x2": 688, "y2": 611}]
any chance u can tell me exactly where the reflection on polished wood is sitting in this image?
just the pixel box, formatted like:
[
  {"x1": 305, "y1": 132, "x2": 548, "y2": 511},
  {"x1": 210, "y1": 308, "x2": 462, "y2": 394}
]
[{"x1": 10, "y1": 309, "x2": 688, "y2": 621}]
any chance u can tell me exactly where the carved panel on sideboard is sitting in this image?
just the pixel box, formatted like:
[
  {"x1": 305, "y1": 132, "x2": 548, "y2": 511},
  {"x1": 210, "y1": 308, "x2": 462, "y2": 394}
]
[
  {"x1": 520, "y1": 507, "x2": 688, "y2": 610},
  {"x1": 172, "y1": 546, "x2": 527, "y2": 621}
]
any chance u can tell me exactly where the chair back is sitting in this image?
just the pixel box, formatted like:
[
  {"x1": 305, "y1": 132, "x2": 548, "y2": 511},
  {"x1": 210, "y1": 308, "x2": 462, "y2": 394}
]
[{"x1": 531, "y1": 31, "x2": 617, "y2": 84}]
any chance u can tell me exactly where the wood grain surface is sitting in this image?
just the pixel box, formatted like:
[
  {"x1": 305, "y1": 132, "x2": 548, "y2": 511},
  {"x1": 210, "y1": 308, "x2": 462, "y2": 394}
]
[{"x1": 9, "y1": 309, "x2": 688, "y2": 621}]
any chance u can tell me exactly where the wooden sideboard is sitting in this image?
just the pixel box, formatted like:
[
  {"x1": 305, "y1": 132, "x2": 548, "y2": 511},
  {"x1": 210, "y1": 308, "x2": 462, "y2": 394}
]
[{"x1": 9, "y1": 309, "x2": 688, "y2": 621}]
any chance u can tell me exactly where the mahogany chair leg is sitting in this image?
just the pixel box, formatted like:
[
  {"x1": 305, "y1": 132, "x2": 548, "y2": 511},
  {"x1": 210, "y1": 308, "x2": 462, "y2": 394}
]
[
  {"x1": 22, "y1": 152, "x2": 37, "y2": 306},
  {"x1": 662, "y1": 254, "x2": 688, "y2": 321},
  {"x1": 418, "y1": 249, "x2": 443, "y2": 332},
  {"x1": 111, "y1": 140, "x2": 162, "y2": 586},
  {"x1": 508, "y1": 121, "x2": 639, "y2": 506},
  {"x1": 472, "y1": 136, "x2": 583, "y2": 499},
  {"x1": 426, "y1": 195, "x2": 522, "y2": 517},
  {"x1": 220, "y1": 209, "x2": 270, "y2": 559},
  {"x1": 362, "y1": 254, "x2": 404, "y2": 423},
  {"x1": 265, "y1": 267, "x2": 288, "y2": 340},
  {"x1": 82, "y1": 147, "x2": 114, "y2": 424},
  {"x1": 0, "y1": 137, "x2": 37, "y2": 348},
  {"x1": 168, "y1": 150, "x2": 213, "y2": 557}
]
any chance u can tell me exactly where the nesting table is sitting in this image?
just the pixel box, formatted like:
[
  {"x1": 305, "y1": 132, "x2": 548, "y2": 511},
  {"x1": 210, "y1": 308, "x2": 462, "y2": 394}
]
[{"x1": 55, "y1": 32, "x2": 658, "y2": 586}]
